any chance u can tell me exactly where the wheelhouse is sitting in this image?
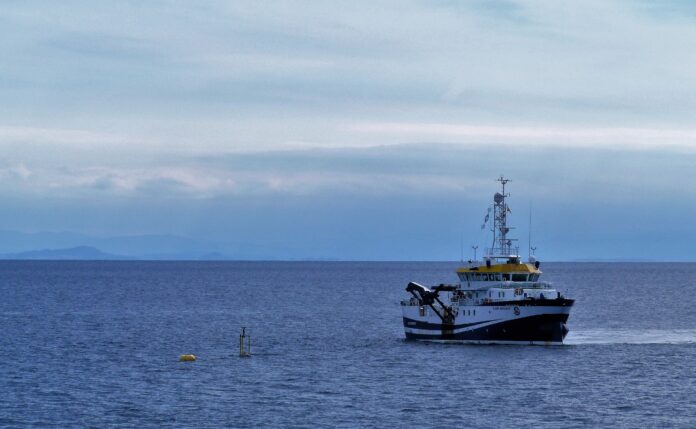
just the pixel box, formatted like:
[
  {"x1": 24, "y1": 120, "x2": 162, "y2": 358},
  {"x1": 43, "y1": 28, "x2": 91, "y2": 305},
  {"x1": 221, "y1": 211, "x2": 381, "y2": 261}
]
[{"x1": 456, "y1": 262, "x2": 541, "y2": 283}]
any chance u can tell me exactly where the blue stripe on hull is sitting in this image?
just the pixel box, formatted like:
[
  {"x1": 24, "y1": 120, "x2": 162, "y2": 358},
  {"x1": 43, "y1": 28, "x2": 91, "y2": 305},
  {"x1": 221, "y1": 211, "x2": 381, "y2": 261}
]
[
  {"x1": 402, "y1": 317, "x2": 496, "y2": 331},
  {"x1": 404, "y1": 313, "x2": 570, "y2": 343}
]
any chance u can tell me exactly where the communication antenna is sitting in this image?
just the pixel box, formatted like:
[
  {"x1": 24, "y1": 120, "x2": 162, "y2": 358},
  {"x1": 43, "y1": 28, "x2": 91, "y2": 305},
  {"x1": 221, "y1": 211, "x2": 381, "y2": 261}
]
[
  {"x1": 472, "y1": 245, "x2": 478, "y2": 261},
  {"x1": 528, "y1": 202, "x2": 532, "y2": 261}
]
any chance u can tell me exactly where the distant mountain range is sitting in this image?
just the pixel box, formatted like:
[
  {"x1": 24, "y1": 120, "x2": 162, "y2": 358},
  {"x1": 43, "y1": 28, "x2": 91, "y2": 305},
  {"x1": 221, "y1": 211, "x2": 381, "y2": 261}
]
[
  {"x1": 0, "y1": 230, "x2": 251, "y2": 260},
  {"x1": 0, "y1": 230, "x2": 665, "y2": 262},
  {"x1": 0, "y1": 245, "x2": 235, "y2": 261},
  {"x1": 0, "y1": 246, "x2": 127, "y2": 260}
]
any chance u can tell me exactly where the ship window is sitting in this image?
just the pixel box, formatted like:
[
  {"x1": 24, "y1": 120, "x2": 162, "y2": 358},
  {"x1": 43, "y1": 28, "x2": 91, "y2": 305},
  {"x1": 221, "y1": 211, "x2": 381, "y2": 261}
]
[
  {"x1": 495, "y1": 274, "x2": 502, "y2": 281},
  {"x1": 502, "y1": 273, "x2": 510, "y2": 281},
  {"x1": 512, "y1": 274, "x2": 527, "y2": 282}
]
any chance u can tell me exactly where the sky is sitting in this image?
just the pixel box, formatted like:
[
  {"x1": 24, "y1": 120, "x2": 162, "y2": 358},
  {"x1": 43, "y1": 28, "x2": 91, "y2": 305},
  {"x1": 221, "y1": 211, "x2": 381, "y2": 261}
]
[{"x1": 2, "y1": 0, "x2": 696, "y2": 260}]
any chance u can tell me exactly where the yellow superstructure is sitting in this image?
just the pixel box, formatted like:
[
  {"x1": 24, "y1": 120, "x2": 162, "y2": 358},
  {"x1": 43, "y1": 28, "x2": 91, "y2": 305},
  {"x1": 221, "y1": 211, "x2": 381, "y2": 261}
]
[{"x1": 456, "y1": 263, "x2": 541, "y2": 274}]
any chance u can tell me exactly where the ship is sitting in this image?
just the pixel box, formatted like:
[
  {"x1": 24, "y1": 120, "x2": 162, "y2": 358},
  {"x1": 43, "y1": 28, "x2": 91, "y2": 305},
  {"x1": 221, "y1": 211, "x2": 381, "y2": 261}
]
[{"x1": 401, "y1": 176, "x2": 573, "y2": 345}]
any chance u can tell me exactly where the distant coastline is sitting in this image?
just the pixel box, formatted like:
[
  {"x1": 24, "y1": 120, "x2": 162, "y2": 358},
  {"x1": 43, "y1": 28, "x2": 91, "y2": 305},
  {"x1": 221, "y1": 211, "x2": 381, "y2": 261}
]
[
  {"x1": 0, "y1": 250, "x2": 680, "y2": 263},
  {"x1": 0, "y1": 246, "x2": 127, "y2": 260},
  {"x1": 0, "y1": 230, "x2": 690, "y2": 262}
]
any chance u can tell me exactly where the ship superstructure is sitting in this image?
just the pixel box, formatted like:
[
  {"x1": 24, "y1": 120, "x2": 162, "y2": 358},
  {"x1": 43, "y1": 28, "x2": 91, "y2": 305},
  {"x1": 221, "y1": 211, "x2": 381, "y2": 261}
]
[{"x1": 401, "y1": 177, "x2": 573, "y2": 345}]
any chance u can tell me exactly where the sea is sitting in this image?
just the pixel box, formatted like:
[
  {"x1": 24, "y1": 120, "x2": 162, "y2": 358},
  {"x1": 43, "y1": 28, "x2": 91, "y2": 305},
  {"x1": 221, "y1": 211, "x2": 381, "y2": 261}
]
[{"x1": 2, "y1": 261, "x2": 696, "y2": 428}]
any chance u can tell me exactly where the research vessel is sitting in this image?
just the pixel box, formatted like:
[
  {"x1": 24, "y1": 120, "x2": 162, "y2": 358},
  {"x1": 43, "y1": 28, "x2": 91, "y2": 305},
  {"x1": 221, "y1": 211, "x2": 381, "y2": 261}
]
[{"x1": 401, "y1": 176, "x2": 573, "y2": 345}]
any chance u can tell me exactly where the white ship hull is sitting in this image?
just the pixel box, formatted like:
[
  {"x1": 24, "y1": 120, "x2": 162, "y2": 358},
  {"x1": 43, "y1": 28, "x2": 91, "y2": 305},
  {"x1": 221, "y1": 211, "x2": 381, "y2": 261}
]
[{"x1": 402, "y1": 299, "x2": 573, "y2": 345}]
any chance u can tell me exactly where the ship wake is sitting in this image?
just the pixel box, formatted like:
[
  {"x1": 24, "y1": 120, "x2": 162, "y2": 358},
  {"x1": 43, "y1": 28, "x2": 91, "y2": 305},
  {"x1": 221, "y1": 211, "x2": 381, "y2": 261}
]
[{"x1": 566, "y1": 328, "x2": 696, "y2": 345}]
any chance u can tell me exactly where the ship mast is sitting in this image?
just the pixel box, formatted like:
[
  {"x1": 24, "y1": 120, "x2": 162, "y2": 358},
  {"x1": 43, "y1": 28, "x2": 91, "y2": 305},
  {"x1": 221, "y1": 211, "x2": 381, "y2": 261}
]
[{"x1": 489, "y1": 176, "x2": 517, "y2": 258}]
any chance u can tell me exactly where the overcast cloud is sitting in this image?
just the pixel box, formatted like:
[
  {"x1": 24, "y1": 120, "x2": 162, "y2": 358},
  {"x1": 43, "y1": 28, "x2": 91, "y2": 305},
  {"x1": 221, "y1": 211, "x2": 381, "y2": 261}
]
[{"x1": 1, "y1": 1, "x2": 695, "y2": 259}]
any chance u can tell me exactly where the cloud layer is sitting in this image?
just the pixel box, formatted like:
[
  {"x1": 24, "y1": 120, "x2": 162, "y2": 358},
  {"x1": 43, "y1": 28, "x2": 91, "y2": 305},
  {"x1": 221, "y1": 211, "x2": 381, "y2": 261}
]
[
  {"x1": 2, "y1": 1, "x2": 696, "y2": 259},
  {"x1": 4, "y1": 1, "x2": 696, "y2": 153}
]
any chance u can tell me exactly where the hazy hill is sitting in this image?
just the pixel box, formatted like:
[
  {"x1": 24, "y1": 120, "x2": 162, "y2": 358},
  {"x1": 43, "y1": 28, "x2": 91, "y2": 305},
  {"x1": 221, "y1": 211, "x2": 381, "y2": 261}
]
[
  {"x1": 0, "y1": 230, "x2": 278, "y2": 260},
  {"x1": 0, "y1": 246, "x2": 127, "y2": 260}
]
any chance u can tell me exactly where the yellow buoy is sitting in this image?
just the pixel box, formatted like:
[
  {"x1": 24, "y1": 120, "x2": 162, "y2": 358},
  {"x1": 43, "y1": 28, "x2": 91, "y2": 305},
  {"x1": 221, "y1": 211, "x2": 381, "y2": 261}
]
[{"x1": 179, "y1": 354, "x2": 197, "y2": 362}]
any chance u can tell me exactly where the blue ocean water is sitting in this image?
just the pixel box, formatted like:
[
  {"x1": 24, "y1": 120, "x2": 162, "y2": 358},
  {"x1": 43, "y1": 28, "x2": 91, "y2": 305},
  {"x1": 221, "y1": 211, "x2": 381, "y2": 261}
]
[{"x1": 2, "y1": 261, "x2": 696, "y2": 428}]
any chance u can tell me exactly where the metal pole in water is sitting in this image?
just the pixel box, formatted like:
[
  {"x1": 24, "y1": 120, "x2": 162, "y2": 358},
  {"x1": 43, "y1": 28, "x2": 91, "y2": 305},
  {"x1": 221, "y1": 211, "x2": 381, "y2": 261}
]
[
  {"x1": 240, "y1": 327, "x2": 245, "y2": 357},
  {"x1": 240, "y1": 327, "x2": 251, "y2": 357}
]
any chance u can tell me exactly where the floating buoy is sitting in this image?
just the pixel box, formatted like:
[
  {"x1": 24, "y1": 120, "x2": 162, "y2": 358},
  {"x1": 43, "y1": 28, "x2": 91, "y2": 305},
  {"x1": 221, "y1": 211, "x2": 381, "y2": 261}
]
[{"x1": 179, "y1": 354, "x2": 197, "y2": 362}]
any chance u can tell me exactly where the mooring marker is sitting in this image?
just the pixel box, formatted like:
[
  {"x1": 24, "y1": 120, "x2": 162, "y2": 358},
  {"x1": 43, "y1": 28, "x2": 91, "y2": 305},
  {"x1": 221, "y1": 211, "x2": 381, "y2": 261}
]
[{"x1": 240, "y1": 327, "x2": 251, "y2": 357}]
